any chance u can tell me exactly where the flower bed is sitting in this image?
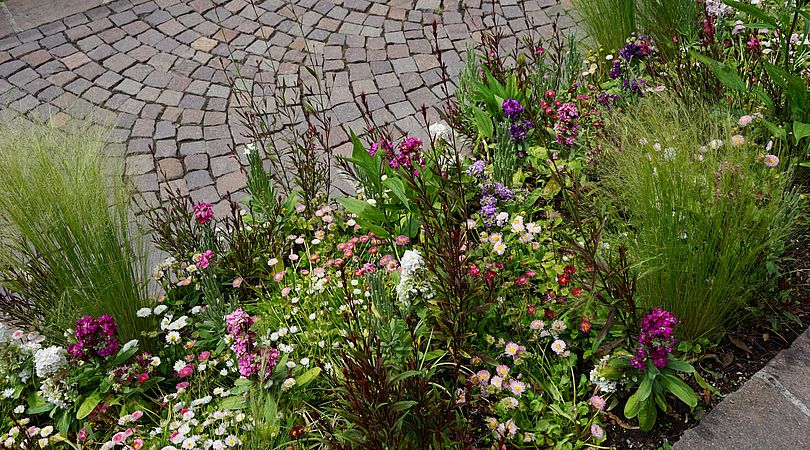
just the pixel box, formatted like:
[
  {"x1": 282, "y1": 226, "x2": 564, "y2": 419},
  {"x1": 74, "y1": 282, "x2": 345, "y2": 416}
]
[{"x1": 0, "y1": 1, "x2": 808, "y2": 449}]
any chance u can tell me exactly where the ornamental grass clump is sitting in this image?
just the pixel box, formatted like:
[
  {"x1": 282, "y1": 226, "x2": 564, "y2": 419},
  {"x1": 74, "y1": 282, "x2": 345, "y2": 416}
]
[
  {"x1": 598, "y1": 98, "x2": 803, "y2": 340},
  {"x1": 0, "y1": 120, "x2": 149, "y2": 343}
]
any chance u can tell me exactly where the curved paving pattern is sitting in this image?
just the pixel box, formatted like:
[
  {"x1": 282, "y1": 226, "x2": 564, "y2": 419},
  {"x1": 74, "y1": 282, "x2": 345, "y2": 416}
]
[{"x1": 0, "y1": 0, "x2": 579, "y2": 215}]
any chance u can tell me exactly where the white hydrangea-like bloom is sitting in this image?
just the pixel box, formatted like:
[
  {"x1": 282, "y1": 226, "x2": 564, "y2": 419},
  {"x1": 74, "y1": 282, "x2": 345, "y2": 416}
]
[
  {"x1": 33, "y1": 346, "x2": 67, "y2": 378},
  {"x1": 429, "y1": 122, "x2": 452, "y2": 142},
  {"x1": 400, "y1": 250, "x2": 423, "y2": 275},
  {"x1": 396, "y1": 250, "x2": 436, "y2": 307}
]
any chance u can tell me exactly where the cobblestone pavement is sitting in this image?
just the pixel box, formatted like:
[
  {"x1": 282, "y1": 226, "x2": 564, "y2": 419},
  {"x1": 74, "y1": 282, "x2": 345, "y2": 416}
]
[{"x1": 0, "y1": 0, "x2": 579, "y2": 216}]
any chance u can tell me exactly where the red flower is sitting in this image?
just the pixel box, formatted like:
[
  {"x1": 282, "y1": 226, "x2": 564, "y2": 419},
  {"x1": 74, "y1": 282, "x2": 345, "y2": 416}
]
[
  {"x1": 485, "y1": 270, "x2": 496, "y2": 287},
  {"x1": 468, "y1": 264, "x2": 480, "y2": 276},
  {"x1": 527, "y1": 304, "x2": 537, "y2": 315},
  {"x1": 525, "y1": 269, "x2": 536, "y2": 278},
  {"x1": 515, "y1": 276, "x2": 528, "y2": 286},
  {"x1": 544, "y1": 309, "x2": 556, "y2": 320},
  {"x1": 572, "y1": 287, "x2": 582, "y2": 297},
  {"x1": 564, "y1": 265, "x2": 576, "y2": 275},
  {"x1": 580, "y1": 316, "x2": 592, "y2": 333},
  {"x1": 557, "y1": 273, "x2": 570, "y2": 286},
  {"x1": 137, "y1": 372, "x2": 150, "y2": 383}
]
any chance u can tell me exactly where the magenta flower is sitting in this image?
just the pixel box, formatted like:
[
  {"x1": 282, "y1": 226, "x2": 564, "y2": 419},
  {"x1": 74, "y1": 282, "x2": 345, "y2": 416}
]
[
  {"x1": 68, "y1": 315, "x2": 120, "y2": 361},
  {"x1": 630, "y1": 308, "x2": 678, "y2": 370},
  {"x1": 225, "y1": 308, "x2": 278, "y2": 379},
  {"x1": 193, "y1": 202, "x2": 215, "y2": 224}
]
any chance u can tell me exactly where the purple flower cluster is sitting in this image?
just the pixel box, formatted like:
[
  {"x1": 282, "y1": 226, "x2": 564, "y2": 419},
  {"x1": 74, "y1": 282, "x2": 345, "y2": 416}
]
[
  {"x1": 480, "y1": 182, "x2": 513, "y2": 226},
  {"x1": 619, "y1": 35, "x2": 653, "y2": 62},
  {"x1": 501, "y1": 98, "x2": 533, "y2": 143},
  {"x1": 630, "y1": 308, "x2": 678, "y2": 370},
  {"x1": 467, "y1": 160, "x2": 486, "y2": 177},
  {"x1": 553, "y1": 103, "x2": 580, "y2": 146},
  {"x1": 225, "y1": 308, "x2": 278, "y2": 379},
  {"x1": 501, "y1": 98, "x2": 525, "y2": 120},
  {"x1": 371, "y1": 137, "x2": 426, "y2": 175},
  {"x1": 622, "y1": 77, "x2": 647, "y2": 96},
  {"x1": 510, "y1": 120, "x2": 533, "y2": 142},
  {"x1": 610, "y1": 36, "x2": 654, "y2": 96},
  {"x1": 68, "y1": 315, "x2": 120, "y2": 361},
  {"x1": 597, "y1": 93, "x2": 622, "y2": 109},
  {"x1": 368, "y1": 138, "x2": 393, "y2": 157}
]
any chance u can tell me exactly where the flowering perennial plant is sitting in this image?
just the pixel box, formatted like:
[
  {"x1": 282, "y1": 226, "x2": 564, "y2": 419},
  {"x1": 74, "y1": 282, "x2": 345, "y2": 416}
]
[
  {"x1": 67, "y1": 315, "x2": 120, "y2": 361},
  {"x1": 631, "y1": 308, "x2": 678, "y2": 370},
  {"x1": 225, "y1": 308, "x2": 278, "y2": 379}
]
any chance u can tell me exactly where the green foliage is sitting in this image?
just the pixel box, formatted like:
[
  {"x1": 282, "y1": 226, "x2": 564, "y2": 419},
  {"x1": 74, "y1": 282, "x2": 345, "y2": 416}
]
[
  {"x1": 598, "y1": 98, "x2": 804, "y2": 340},
  {"x1": 572, "y1": 0, "x2": 636, "y2": 53},
  {"x1": 622, "y1": 357, "x2": 698, "y2": 431},
  {"x1": 636, "y1": 0, "x2": 700, "y2": 60},
  {"x1": 0, "y1": 120, "x2": 149, "y2": 343}
]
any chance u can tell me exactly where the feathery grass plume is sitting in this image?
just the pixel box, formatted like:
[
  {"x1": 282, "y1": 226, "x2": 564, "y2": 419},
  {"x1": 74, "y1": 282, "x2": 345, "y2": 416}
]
[
  {"x1": 0, "y1": 118, "x2": 149, "y2": 344},
  {"x1": 598, "y1": 97, "x2": 803, "y2": 340}
]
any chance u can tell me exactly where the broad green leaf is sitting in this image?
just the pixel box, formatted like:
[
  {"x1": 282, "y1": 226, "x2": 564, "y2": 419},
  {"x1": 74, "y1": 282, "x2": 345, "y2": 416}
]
[
  {"x1": 661, "y1": 374, "x2": 698, "y2": 408},
  {"x1": 637, "y1": 374, "x2": 652, "y2": 401},
  {"x1": 109, "y1": 344, "x2": 139, "y2": 367},
  {"x1": 76, "y1": 392, "x2": 102, "y2": 420},
  {"x1": 624, "y1": 392, "x2": 640, "y2": 418},
  {"x1": 295, "y1": 367, "x2": 321, "y2": 388},
  {"x1": 473, "y1": 107, "x2": 494, "y2": 139},
  {"x1": 56, "y1": 410, "x2": 70, "y2": 437},
  {"x1": 654, "y1": 392, "x2": 668, "y2": 413},
  {"x1": 794, "y1": 122, "x2": 810, "y2": 143},
  {"x1": 27, "y1": 393, "x2": 53, "y2": 415},
  {"x1": 338, "y1": 197, "x2": 386, "y2": 223},
  {"x1": 691, "y1": 52, "x2": 747, "y2": 91},
  {"x1": 665, "y1": 359, "x2": 695, "y2": 373},
  {"x1": 383, "y1": 177, "x2": 410, "y2": 208},
  {"x1": 638, "y1": 399, "x2": 658, "y2": 432},
  {"x1": 542, "y1": 179, "x2": 562, "y2": 198}
]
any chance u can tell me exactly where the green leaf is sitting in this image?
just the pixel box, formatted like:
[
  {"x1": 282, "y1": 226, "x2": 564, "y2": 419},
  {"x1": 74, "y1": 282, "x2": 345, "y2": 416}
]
[
  {"x1": 390, "y1": 370, "x2": 422, "y2": 383},
  {"x1": 691, "y1": 52, "x2": 747, "y2": 91},
  {"x1": 56, "y1": 410, "x2": 71, "y2": 437},
  {"x1": 638, "y1": 399, "x2": 658, "y2": 432},
  {"x1": 338, "y1": 197, "x2": 386, "y2": 223},
  {"x1": 109, "y1": 344, "x2": 139, "y2": 367},
  {"x1": 762, "y1": 119, "x2": 787, "y2": 141},
  {"x1": 76, "y1": 391, "x2": 102, "y2": 420},
  {"x1": 722, "y1": 0, "x2": 778, "y2": 26},
  {"x1": 472, "y1": 108, "x2": 494, "y2": 139},
  {"x1": 219, "y1": 396, "x2": 248, "y2": 410},
  {"x1": 383, "y1": 177, "x2": 410, "y2": 208},
  {"x1": 27, "y1": 393, "x2": 53, "y2": 415},
  {"x1": 665, "y1": 359, "x2": 695, "y2": 373},
  {"x1": 661, "y1": 374, "x2": 698, "y2": 408},
  {"x1": 654, "y1": 392, "x2": 668, "y2": 413},
  {"x1": 391, "y1": 400, "x2": 418, "y2": 412},
  {"x1": 624, "y1": 392, "x2": 641, "y2": 418},
  {"x1": 637, "y1": 375, "x2": 653, "y2": 401},
  {"x1": 295, "y1": 367, "x2": 321, "y2": 388},
  {"x1": 752, "y1": 87, "x2": 775, "y2": 112},
  {"x1": 793, "y1": 122, "x2": 810, "y2": 143}
]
